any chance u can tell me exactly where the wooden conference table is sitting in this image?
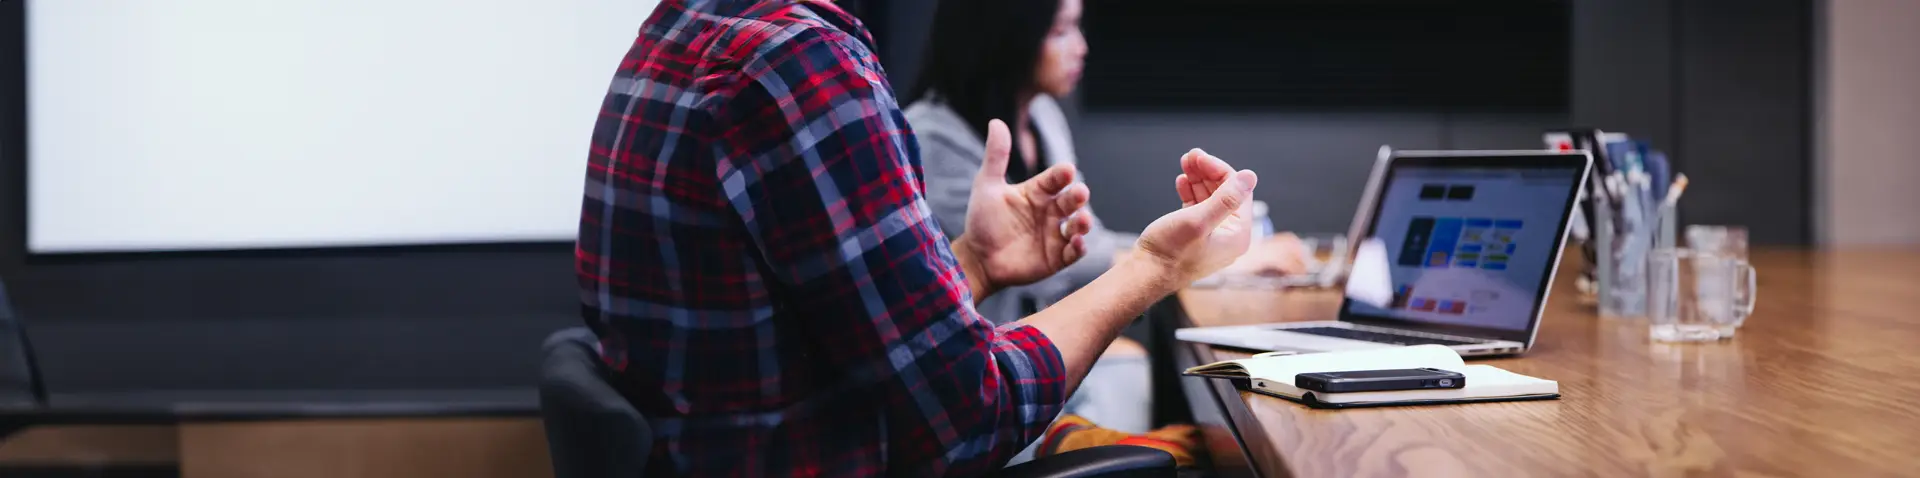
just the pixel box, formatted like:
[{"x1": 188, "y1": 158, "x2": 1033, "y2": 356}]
[{"x1": 1167, "y1": 249, "x2": 1920, "y2": 477}]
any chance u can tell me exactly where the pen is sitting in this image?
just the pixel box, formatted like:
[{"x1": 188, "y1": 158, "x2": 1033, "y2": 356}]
[
  {"x1": 1649, "y1": 174, "x2": 1690, "y2": 247},
  {"x1": 1662, "y1": 175, "x2": 1690, "y2": 210}
]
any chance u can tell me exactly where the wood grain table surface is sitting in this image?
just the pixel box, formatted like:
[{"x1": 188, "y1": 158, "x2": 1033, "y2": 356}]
[{"x1": 1174, "y1": 249, "x2": 1920, "y2": 478}]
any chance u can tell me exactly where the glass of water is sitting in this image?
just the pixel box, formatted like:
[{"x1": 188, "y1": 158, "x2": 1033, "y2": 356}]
[
  {"x1": 1647, "y1": 248, "x2": 1758, "y2": 342},
  {"x1": 1686, "y1": 225, "x2": 1749, "y2": 260}
]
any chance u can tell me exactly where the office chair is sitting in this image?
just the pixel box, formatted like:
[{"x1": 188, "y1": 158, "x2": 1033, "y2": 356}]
[
  {"x1": 540, "y1": 327, "x2": 652, "y2": 477},
  {"x1": 539, "y1": 327, "x2": 1175, "y2": 478},
  {"x1": 0, "y1": 277, "x2": 49, "y2": 408}
]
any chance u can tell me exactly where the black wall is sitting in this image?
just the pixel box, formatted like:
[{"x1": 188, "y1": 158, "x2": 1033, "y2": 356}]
[
  {"x1": 1572, "y1": 0, "x2": 1814, "y2": 245},
  {"x1": 1080, "y1": 0, "x2": 1569, "y2": 112}
]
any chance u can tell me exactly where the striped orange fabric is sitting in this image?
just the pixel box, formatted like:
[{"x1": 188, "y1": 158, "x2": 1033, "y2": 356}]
[{"x1": 1035, "y1": 414, "x2": 1200, "y2": 467}]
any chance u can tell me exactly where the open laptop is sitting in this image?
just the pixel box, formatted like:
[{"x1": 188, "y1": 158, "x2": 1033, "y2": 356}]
[{"x1": 1176, "y1": 149, "x2": 1592, "y2": 357}]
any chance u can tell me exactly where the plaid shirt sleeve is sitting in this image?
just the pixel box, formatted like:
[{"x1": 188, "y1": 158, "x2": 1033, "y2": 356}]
[{"x1": 714, "y1": 23, "x2": 1069, "y2": 474}]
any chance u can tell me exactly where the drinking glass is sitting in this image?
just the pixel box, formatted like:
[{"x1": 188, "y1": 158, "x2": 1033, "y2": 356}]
[
  {"x1": 1647, "y1": 249, "x2": 1757, "y2": 342},
  {"x1": 1685, "y1": 225, "x2": 1752, "y2": 331},
  {"x1": 1598, "y1": 212, "x2": 1653, "y2": 319},
  {"x1": 1686, "y1": 225, "x2": 1749, "y2": 259}
]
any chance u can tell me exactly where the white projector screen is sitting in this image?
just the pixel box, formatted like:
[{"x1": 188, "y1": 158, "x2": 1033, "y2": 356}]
[{"x1": 27, "y1": 0, "x2": 659, "y2": 253}]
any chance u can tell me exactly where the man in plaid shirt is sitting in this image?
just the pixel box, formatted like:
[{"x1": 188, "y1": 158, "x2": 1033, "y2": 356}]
[{"x1": 576, "y1": 0, "x2": 1263, "y2": 475}]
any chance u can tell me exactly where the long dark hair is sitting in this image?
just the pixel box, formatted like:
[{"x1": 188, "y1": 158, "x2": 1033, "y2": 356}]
[{"x1": 908, "y1": 0, "x2": 1063, "y2": 172}]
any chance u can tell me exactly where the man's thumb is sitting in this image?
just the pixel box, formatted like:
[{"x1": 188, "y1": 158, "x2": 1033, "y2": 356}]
[
  {"x1": 976, "y1": 119, "x2": 1012, "y2": 184},
  {"x1": 1194, "y1": 170, "x2": 1259, "y2": 225}
]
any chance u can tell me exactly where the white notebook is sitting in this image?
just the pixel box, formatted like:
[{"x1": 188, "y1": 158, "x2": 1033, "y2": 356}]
[{"x1": 1184, "y1": 345, "x2": 1559, "y2": 408}]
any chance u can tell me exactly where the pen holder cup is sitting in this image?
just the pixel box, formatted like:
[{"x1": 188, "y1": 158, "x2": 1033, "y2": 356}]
[{"x1": 1595, "y1": 203, "x2": 1676, "y2": 319}]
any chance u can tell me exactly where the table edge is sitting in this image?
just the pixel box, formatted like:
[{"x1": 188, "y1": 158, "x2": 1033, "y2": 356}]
[{"x1": 1160, "y1": 296, "x2": 1293, "y2": 478}]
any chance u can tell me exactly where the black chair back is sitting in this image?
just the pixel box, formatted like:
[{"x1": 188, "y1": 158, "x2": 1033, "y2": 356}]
[
  {"x1": 533, "y1": 328, "x2": 1175, "y2": 478},
  {"x1": 539, "y1": 327, "x2": 652, "y2": 478},
  {"x1": 0, "y1": 277, "x2": 47, "y2": 407}
]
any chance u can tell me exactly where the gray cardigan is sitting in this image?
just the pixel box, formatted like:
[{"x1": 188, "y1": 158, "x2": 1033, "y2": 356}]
[{"x1": 905, "y1": 95, "x2": 1138, "y2": 325}]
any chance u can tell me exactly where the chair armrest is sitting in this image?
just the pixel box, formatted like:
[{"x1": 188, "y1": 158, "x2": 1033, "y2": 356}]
[{"x1": 995, "y1": 446, "x2": 1175, "y2": 478}]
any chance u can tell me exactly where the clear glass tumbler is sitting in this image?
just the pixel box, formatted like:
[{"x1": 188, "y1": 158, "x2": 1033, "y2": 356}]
[
  {"x1": 1685, "y1": 225, "x2": 1752, "y2": 330},
  {"x1": 1647, "y1": 249, "x2": 1758, "y2": 342},
  {"x1": 1685, "y1": 225, "x2": 1749, "y2": 259}
]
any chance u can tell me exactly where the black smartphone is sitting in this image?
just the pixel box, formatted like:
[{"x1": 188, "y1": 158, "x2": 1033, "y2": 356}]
[{"x1": 1295, "y1": 368, "x2": 1466, "y2": 393}]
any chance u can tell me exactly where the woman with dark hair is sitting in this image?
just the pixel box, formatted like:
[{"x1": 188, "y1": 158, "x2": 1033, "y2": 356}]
[
  {"x1": 908, "y1": 0, "x2": 1308, "y2": 324},
  {"x1": 906, "y1": 0, "x2": 1317, "y2": 465},
  {"x1": 909, "y1": 0, "x2": 1111, "y2": 329}
]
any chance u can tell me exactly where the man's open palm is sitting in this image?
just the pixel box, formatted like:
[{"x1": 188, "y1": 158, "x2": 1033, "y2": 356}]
[{"x1": 959, "y1": 119, "x2": 1094, "y2": 290}]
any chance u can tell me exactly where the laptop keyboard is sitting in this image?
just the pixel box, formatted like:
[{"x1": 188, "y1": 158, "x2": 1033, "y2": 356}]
[{"x1": 1285, "y1": 326, "x2": 1489, "y2": 347}]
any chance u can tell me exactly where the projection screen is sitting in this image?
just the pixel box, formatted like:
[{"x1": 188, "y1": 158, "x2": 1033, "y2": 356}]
[{"x1": 26, "y1": 0, "x2": 659, "y2": 253}]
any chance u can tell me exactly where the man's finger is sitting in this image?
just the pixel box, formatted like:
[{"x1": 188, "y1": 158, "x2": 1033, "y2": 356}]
[
  {"x1": 1063, "y1": 211, "x2": 1095, "y2": 238},
  {"x1": 1179, "y1": 149, "x2": 1203, "y2": 177},
  {"x1": 1024, "y1": 163, "x2": 1078, "y2": 196},
  {"x1": 976, "y1": 119, "x2": 1013, "y2": 185},
  {"x1": 1176, "y1": 174, "x2": 1196, "y2": 207},
  {"x1": 1181, "y1": 148, "x2": 1234, "y2": 184},
  {"x1": 1051, "y1": 183, "x2": 1090, "y2": 217},
  {"x1": 1192, "y1": 170, "x2": 1259, "y2": 227},
  {"x1": 1185, "y1": 174, "x2": 1211, "y2": 208},
  {"x1": 1061, "y1": 235, "x2": 1087, "y2": 266}
]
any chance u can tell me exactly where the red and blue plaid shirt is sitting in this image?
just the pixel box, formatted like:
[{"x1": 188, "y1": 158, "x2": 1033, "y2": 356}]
[{"x1": 575, "y1": 1, "x2": 1069, "y2": 475}]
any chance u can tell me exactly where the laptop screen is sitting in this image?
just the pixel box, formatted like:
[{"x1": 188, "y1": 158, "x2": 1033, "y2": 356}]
[{"x1": 1346, "y1": 154, "x2": 1587, "y2": 341}]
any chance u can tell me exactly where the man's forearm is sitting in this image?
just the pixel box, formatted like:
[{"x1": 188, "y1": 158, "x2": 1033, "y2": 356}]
[
  {"x1": 951, "y1": 236, "x2": 999, "y2": 305},
  {"x1": 1013, "y1": 255, "x2": 1179, "y2": 394}
]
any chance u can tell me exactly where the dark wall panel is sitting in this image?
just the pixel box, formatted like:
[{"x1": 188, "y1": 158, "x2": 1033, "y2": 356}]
[
  {"x1": 1571, "y1": 0, "x2": 1813, "y2": 245},
  {"x1": 1571, "y1": 0, "x2": 1677, "y2": 151},
  {"x1": 1, "y1": 0, "x2": 25, "y2": 284},
  {"x1": 1083, "y1": 0, "x2": 1569, "y2": 113},
  {"x1": 875, "y1": 0, "x2": 936, "y2": 98},
  {"x1": 8, "y1": 247, "x2": 578, "y2": 323},
  {"x1": 31, "y1": 317, "x2": 574, "y2": 391},
  {"x1": 1674, "y1": 0, "x2": 1813, "y2": 244}
]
